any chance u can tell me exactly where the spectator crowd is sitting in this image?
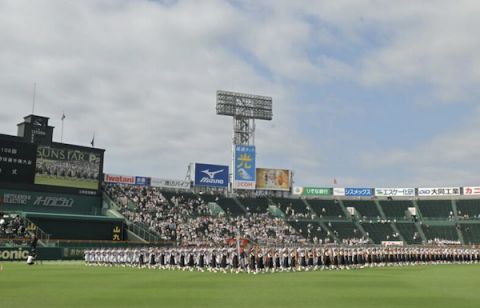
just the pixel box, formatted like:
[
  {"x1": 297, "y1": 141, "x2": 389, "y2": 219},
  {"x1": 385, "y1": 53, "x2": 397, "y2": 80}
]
[{"x1": 105, "y1": 185, "x2": 301, "y2": 246}]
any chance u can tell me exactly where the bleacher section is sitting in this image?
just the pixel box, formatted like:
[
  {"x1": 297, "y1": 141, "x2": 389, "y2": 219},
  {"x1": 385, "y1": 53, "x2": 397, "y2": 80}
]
[
  {"x1": 421, "y1": 224, "x2": 459, "y2": 242},
  {"x1": 417, "y1": 200, "x2": 453, "y2": 218},
  {"x1": 103, "y1": 185, "x2": 480, "y2": 245},
  {"x1": 395, "y1": 223, "x2": 422, "y2": 244},
  {"x1": 361, "y1": 223, "x2": 397, "y2": 244},
  {"x1": 456, "y1": 199, "x2": 480, "y2": 220},
  {"x1": 307, "y1": 200, "x2": 344, "y2": 218},
  {"x1": 342, "y1": 200, "x2": 381, "y2": 218},
  {"x1": 288, "y1": 221, "x2": 331, "y2": 243},
  {"x1": 217, "y1": 198, "x2": 245, "y2": 216},
  {"x1": 460, "y1": 224, "x2": 480, "y2": 244},
  {"x1": 238, "y1": 198, "x2": 269, "y2": 214},
  {"x1": 379, "y1": 200, "x2": 413, "y2": 220},
  {"x1": 271, "y1": 198, "x2": 311, "y2": 217},
  {"x1": 327, "y1": 221, "x2": 360, "y2": 241}
]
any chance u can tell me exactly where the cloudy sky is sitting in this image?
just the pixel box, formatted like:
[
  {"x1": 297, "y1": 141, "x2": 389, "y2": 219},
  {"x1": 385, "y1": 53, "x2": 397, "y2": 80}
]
[{"x1": 1, "y1": 0, "x2": 480, "y2": 187}]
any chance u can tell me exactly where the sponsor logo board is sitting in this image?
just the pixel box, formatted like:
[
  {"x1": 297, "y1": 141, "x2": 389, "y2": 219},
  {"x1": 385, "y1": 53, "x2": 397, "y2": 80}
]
[
  {"x1": 333, "y1": 187, "x2": 345, "y2": 196},
  {"x1": 417, "y1": 187, "x2": 460, "y2": 196},
  {"x1": 104, "y1": 174, "x2": 135, "y2": 185},
  {"x1": 463, "y1": 186, "x2": 480, "y2": 196},
  {"x1": 150, "y1": 178, "x2": 190, "y2": 190},
  {"x1": 194, "y1": 163, "x2": 229, "y2": 188},
  {"x1": 134, "y1": 176, "x2": 151, "y2": 186},
  {"x1": 293, "y1": 186, "x2": 333, "y2": 196},
  {"x1": 375, "y1": 188, "x2": 415, "y2": 197},
  {"x1": 255, "y1": 168, "x2": 290, "y2": 191},
  {"x1": 345, "y1": 188, "x2": 373, "y2": 197},
  {"x1": 233, "y1": 145, "x2": 256, "y2": 190}
]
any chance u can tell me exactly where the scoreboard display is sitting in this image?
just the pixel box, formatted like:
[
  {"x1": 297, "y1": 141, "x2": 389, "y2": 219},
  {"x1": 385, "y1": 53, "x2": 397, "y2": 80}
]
[
  {"x1": 0, "y1": 140, "x2": 37, "y2": 184},
  {"x1": 0, "y1": 138, "x2": 103, "y2": 195},
  {"x1": 34, "y1": 145, "x2": 101, "y2": 190}
]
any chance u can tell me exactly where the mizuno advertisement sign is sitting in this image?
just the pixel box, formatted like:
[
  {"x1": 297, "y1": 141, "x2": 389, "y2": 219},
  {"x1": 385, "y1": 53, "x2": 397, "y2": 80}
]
[{"x1": 194, "y1": 163, "x2": 229, "y2": 188}]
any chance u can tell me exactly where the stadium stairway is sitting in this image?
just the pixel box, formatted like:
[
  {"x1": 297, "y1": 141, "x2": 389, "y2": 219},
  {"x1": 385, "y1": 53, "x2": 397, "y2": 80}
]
[
  {"x1": 451, "y1": 200, "x2": 465, "y2": 243},
  {"x1": 22, "y1": 215, "x2": 51, "y2": 247},
  {"x1": 216, "y1": 197, "x2": 247, "y2": 216},
  {"x1": 301, "y1": 199, "x2": 340, "y2": 243},
  {"x1": 338, "y1": 200, "x2": 369, "y2": 242},
  {"x1": 102, "y1": 192, "x2": 159, "y2": 243}
]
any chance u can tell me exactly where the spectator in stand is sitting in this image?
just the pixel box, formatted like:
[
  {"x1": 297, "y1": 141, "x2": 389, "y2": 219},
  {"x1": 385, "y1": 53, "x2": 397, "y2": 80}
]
[{"x1": 104, "y1": 185, "x2": 301, "y2": 246}]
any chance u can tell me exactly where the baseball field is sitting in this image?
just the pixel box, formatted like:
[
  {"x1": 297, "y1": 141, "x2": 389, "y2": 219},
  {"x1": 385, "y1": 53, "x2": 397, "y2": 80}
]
[{"x1": 0, "y1": 262, "x2": 478, "y2": 307}]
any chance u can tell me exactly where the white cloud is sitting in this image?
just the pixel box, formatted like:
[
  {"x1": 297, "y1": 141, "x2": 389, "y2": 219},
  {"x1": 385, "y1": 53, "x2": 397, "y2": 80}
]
[{"x1": 1, "y1": 0, "x2": 480, "y2": 187}]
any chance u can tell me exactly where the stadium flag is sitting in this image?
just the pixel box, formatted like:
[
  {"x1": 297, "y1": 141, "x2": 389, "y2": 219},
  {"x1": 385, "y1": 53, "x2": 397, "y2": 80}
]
[
  {"x1": 333, "y1": 178, "x2": 338, "y2": 185},
  {"x1": 90, "y1": 132, "x2": 95, "y2": 147},
  {"x1": 61, "y1": 113, "x2": 66, "y2": 120}
]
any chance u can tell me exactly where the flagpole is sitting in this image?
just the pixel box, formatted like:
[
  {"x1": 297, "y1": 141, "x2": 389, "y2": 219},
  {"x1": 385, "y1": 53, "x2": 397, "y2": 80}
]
[
  {"x1": 61, "y1": 112, "x2": 64, "y2": 143},
  {"x1": 31, "y1": 82, "x2": 36, "y2": 114}
]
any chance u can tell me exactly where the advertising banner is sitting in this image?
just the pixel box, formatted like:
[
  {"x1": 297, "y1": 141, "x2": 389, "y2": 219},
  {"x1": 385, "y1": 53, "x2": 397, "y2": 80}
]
[
  {"x1": 233, "y1": 145, "x2": 256, "y2": 190},
  {"x1": 333, "y1": 188, "x2": 345, "y2": 196},
  {"x1": 463, "y1": 186, "x2": 480, "y2": 196},
  {"x1": 0, "y1": 139, "x2": 37, "y2": 184},
  {"x1": 194, "y1": 163, "x2": 229, "y2": 188},
  {"x1": 293, "y1": 187, "x2": 333, "y2": 196},
  {"x1": 150, "y1": 178, "x2": 190, "y2": 190},
  {"x1": 375, "y1": 188, "x2": 416, "y2": 197},
  {"x1": 0, "y1": 188, "x2": 100, "y2": 214},
  {"x1": 344, "y1": 188, "x2": 373, "y2": 197},
  {"x1": 256, "y1": 168, "x2": 290, "y2": 191},
  {"x1": 104, "y1": 174, "x2": 136, "y2": 185},
  {"x1": 417, "y1": 187, "x2": 461, "y2": 196},
  {"x1": 134, "y1": 176, "x2": 151, "y2": 186},
  {"x1": 35, "y1": 145, "x2": 101, "y2": 190}
]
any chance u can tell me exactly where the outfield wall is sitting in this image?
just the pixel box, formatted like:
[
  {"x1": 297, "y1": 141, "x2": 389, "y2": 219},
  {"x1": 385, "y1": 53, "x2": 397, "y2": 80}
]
[
  {"x1": 0, "y1": 188, "x2": 102, "y2": 215},
  {"x1": 0, "y1": 247, "x2": 83, "y2": 261},
  {"x1": 26, "y1": 212, "x2": 126, "y2": 241}
]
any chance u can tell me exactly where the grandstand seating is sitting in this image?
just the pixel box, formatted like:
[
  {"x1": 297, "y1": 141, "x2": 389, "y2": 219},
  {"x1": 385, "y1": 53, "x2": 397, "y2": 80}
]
[
  {"x1": 421, "y1": 224, "x2": 459, "y2": 242},
  {"x1": 307, "y1": 200, "x2": 344, "y2": 218},
  {"x1": 456, "y1": 199, "x2": 480, "y2": 220},
  {"x1": 342, "y1": 200, "x2": 381, "y2": 218},
  {"x1": 216, "y1": 198, "x2": 246, "y2": 216},
  {"x1": 459, "y1": 224, "x2": 480, "y2": 245},
  {"x1": 102, "y1": 185, "x2": 480, "y2": 245},
  {"x1": 379, "y1": 200, "x2": 414, "y2": 219},
  {"x1": 287, "y1": 221, "x2": 331, "y2": 243},
  {"x1": 361, "y1": 222, "x2": 398, "y2": 244},
  {"x1": 394, "y1": 223, "x2": 422, "y2": 244},
  {"x1": 0, "y1": 213, "x2": 27, "y2": 239},
  {"x1": 416, "y1": 200, "x2": 454, "y2": 218},
  {"x1": 271, "y1": 198, "x2": 311, "y2": 217},
  {"x1": 197, "y1": 194, "x2": 219, "y2": 204},
  {"x1": 238, "y1": 198, "x2": 270, "y2": 214},
  {"x1": 326, "y1": 221, "x2": 360, "y2": 241}
]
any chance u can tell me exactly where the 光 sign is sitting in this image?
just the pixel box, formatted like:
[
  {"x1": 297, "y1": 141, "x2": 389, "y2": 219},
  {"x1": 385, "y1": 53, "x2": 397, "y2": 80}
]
[
  {"x1": 233, "y1": 145, "x2": 256, "y2": 190},
  {"x1": 194, "y1": 163, "x2": 229, "y2": 188}
]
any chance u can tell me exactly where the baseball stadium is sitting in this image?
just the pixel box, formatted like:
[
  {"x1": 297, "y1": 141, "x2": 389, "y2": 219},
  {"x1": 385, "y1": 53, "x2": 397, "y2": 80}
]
[
  {"x1": 1, "y1": 94, "x2": 480, "y2": 308},
  {"x1": 2, "y1": 2, "x2": 480, "y2": 308}
]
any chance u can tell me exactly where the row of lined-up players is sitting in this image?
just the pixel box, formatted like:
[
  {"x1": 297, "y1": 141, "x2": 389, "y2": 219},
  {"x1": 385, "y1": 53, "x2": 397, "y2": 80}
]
[{"x1": 84, "y1": 246, "x2": 480, "y2": 273}]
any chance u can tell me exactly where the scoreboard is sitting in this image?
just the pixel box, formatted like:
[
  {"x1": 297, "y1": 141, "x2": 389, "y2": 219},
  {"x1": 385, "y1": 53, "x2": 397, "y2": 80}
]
[
  {"x1": 0, "y1": 137, "x2": 104, "y2": 196},
  {"x1": 0, "y1": 139, "x2": 37, "y2": 185}
]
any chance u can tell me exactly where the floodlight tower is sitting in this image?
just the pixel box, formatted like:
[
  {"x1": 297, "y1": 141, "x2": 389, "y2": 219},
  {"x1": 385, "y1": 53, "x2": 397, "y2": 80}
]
[
  {"x1": 216, "y1": 90, "x2": 273, "y2": 146},
  {"x1": 216, "y1": 90, "x2": 273, "y2": 192}
]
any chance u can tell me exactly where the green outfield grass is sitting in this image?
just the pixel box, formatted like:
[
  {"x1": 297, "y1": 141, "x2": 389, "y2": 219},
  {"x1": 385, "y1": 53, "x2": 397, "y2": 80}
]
[
  {"x1": 0, "y1": 262, "x2": 479, "y2": 308},
  {"x1": 34, "y1": 175, "x2": 98, "y2": 190}
]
